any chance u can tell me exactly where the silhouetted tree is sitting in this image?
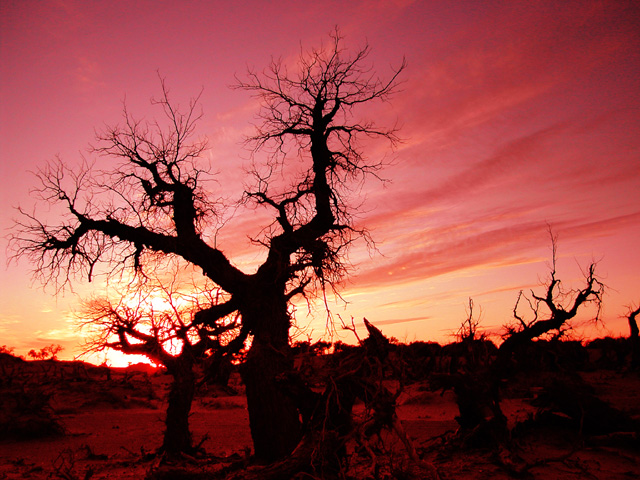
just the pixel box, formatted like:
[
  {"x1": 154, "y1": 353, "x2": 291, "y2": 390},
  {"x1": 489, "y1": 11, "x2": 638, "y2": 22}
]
[
  {"x1": 27, "y1": 344, "x2": 64, "y2": 361},
  {"x1": 627, "y1": 304, "x2": 640, "y2": 339},
  {"x1": 447, "y1": 231, "x2": 605, "y2": 441},
  {"x1": 12, "y1": 29, "x2": 404, "y2": 461},
  {"x1": 456, "y1": 297, "x2": 483, "y2": 343},
  {"x1": 502, "y1": 231, "x2": 604, "y2": 362},
  {"x1": 228, "y1": 319, "x2": 437, "y2": 480},
  {"x1": 79, "y1": 277, "x2": 240, "y2": 456},
  {"x1": 627, "y1": 303, "x2": 640, "y2": 368},
  {"x1": 0, "y1": 346, "x2": 16, "y2": 356}
]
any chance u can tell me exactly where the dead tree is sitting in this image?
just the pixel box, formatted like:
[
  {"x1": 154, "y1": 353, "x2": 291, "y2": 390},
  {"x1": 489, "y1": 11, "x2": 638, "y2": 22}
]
[
  {"x1": 628, "y1": 304, "x2": 640, "y2": 339},
  {"x1": 501, "y1": 233, "x2": 604, "y2": 365},
  {"x1": 79, "y1": 279, "x2": 240, "y2": 456},
  {"x1": 627, "y1": 303, "x2": 640, "y2": 368},
  {"x1": 457, "y1": 297, "x2": 482, "y2": 343},
  {"x1": 225, "y1": 319, "x2": 438, "y2": 480},
  {"x1": 445, "y1": 232, "x2": 605, "y2": 441},
  {"x1": 12, "y1": 29, "x2": 404, "y2": 462}
]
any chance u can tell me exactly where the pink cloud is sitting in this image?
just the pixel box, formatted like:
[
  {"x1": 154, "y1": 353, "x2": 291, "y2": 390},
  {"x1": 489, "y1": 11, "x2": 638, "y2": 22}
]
[{"x1": 352, "y1": 208, "x2": 640, "y2": 292}]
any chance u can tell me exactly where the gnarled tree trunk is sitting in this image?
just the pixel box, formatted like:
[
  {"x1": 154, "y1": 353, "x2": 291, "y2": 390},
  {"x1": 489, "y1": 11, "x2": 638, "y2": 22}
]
[
  {"x1": 162, "y1": 359, "x2": 196, "y2": 456},
  {"x1": 240, "y1": 290, "x2": 302, "y2": 462},
  {"x1": 629, "y1": 305, "x2": 640, "y2": 369}
]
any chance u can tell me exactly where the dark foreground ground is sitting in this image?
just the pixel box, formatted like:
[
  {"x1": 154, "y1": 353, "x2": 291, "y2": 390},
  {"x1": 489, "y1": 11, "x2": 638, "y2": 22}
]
[{"x1": 1, "y1": 349, "x2": 639, "y2": 479}]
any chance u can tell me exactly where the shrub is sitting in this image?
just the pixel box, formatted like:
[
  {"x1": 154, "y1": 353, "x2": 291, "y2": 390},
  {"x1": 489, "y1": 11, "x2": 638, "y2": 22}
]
[{"x1": 0, "y1": 386, "x2": 65, "y2": 440}]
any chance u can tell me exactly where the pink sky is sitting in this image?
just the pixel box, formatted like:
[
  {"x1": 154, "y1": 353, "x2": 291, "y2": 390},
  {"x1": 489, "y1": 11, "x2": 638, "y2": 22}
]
[{"x1": 1, "y1": 0, "x2": 639, "y2": 363}]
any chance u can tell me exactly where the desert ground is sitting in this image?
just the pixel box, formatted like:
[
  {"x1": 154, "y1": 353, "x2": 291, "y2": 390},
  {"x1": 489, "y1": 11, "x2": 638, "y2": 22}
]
[{"x1": 1, "y1": 343, "x2": 639, "y2": 480}]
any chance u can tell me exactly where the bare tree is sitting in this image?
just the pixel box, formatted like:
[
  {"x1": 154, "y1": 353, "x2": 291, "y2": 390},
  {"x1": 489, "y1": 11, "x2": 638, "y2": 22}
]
[
  {"x1": 79, "y1": 277, "x2": 240, "y2": 456},
  {"x1": 626, "y1": 303, "x2": 640, "y2": 368},
  {"x1": 502, "y1": 231, "x2": 605, "y2": 358},
  {"x1": 457, "y1": 297, "x2": 482, "y2": 343},
  {"x1": 11, "y1": 30, "x2": 404, "y2": 461},
  {"x1": 627, "y1": 303, "x2": 640, "y2": 339},
  {"x1": 445, "y1": 232, "x2": 605, "y2": 439}
]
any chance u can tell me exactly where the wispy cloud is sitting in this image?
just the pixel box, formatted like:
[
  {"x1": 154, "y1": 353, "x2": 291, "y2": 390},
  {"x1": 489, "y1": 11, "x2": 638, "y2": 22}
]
[
  {"x1": 353, "y1": 220, "x2": 548, "y2": 289},
  {"x1": 367, "y1": 316, "x2": 431, "y2": 327},
  {"x1": 353, "y1": 208, "x2": 640, "y2": 292}
]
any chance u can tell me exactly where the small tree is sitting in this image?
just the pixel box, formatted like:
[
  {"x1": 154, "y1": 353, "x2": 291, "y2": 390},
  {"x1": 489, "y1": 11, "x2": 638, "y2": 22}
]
[
  {"x1": 627, "y1": 303, "x2": 640, "y2": 339},
  {"x1": 12, "y1": 30, "x2": 404, "y2": 460},
  {"x1": 456, "y1": 297, "x2": 483, "y2": 343},
  {"x1": 0, "y1": 345, "x2": 16, "y2": 356},
  {"x1": 27, "y1": 344, "x2": 64, "y2": 361},
  {"x1": 503, "y1": 231, "x2": 604, "y2": 358},
  {"x1": 79, "y1": 276, "x2": 240, "y2": 456},
  {"x1": 627, "y1": 303, "x2": 640, "y2": 368},
  {"x1": 448, "y1": 232, "x2": 605, "y2": 438}
]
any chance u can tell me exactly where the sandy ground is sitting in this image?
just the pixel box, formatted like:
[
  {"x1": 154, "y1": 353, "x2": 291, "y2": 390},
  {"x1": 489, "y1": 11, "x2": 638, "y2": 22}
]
[
  {"x1": 0, "y1": 378, "x2": 249, "y2": 478},
  {"x1": 1, "y1": 363, "x2": 639, "y2": 479}
]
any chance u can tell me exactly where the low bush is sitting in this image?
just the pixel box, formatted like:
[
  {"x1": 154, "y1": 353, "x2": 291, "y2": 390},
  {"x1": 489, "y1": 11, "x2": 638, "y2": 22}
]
[{"x1": 0, "y1": 386, "x2": 65, "y2": 440}]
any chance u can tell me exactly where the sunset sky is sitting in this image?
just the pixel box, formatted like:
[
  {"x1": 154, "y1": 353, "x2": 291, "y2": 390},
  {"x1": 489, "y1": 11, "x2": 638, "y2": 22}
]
[{"x1": 1, "y1": 0, "x2": 639, "y2": 364}]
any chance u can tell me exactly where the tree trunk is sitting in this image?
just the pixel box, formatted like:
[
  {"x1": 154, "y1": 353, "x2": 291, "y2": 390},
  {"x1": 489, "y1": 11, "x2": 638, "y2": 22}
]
[
  {"x1": 630, "y1": 317, "x2": 639, "y2": 339},
  {"x1": 240, "y1": 292, "x2": 302, "y2": 462},
  {"x1": 162, "y1": 359, "x2": 196, "y2": 456},
  {"x1": 630, "y1": 313, "x2": 640, "y2": 369}
]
